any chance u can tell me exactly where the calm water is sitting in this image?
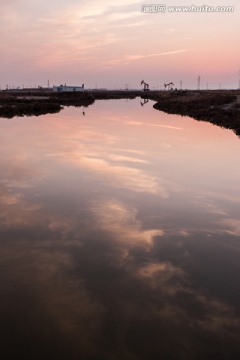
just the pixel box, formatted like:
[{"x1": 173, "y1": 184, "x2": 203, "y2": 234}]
[{"x1": 0, "y1": 99, "x2": 240, "y2": 359}]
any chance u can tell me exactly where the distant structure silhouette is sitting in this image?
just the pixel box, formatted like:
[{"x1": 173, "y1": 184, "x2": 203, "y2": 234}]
[
  {"x1": 197, "y1": 76, "x2": 201, "y2": 90},
  {"x1": 53, "y1": 83, "x2": 84, "y2": 92},
  {"x1": 141, "y1": 80, "x2": 150, "y2": 91},
  {"x1": 140, "y1": 99, "x2": 149, "y2": 106},
  {"x1": 164, "y1": 82, "x2": 174, "y2": 90}
]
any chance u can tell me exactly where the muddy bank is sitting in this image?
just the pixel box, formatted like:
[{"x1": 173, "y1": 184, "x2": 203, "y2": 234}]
[
  {"x1": 0, "y1": 91, "x2": 95, "y2": 118},
  {"x1": 0, "y1": 90, "x2": 145, "y2": 118},
  {"x1": 1, "y1": 90, "x2": 240, "y2": 136},
  {"x1": 145, "y1": 91, "x2": 240, "y2": 135},
  {"x1": 0, "y1": 101, "x2": 62, "y2": 118}
]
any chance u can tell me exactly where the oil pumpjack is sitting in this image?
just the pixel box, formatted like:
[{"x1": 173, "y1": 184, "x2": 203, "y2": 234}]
[
  {"x1": 141, "y1": 80, "x2": 150, "y2": 91},
  {"x1": 140, "y1": 99, "x2": 149, "y2": 106},
  {"x1": 164, "y1": 82, "x2": 174, "y2": 90}
]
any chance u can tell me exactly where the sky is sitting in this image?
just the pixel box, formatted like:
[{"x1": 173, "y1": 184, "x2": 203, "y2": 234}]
[{"x1": 0, "y1": 0, "x2": 240, "y2": 89}]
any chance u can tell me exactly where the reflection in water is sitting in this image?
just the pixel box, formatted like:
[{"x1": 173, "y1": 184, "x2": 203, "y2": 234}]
[{"x1": 0, "y1": 99, "x2": 240, "y2": 359}]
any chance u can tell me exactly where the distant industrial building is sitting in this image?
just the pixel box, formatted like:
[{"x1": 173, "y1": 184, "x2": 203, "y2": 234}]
[{"x1": 53, "y1": 84, "x2": 84, "y2": 92}]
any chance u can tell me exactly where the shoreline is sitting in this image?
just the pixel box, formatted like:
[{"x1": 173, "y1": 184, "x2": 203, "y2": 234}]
[
  {"x1": 1, "y1": 89, "x2": 240, "y2": 135},
  {"x1": 145, "y1": 90, "x2": 240, "y2": 135},
  {"x1": 0, "y1": 90, "x2": 142, "y2": 118}
]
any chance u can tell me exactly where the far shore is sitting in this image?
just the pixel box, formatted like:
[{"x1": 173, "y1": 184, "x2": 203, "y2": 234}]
[
  {"x1": 0, "y1": 89, "x2": 240, "y2": 135},
  {"x1": 145, "y1": 89, "x2": 240, "y2": 135}
]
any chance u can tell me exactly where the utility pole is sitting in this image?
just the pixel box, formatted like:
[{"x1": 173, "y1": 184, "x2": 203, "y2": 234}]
[
  {"x1": 180, "y1": 80, "x2": 182, "y2": 90},
  {"x1": 48, "y1": 79, "x2": 50, "y2": 88},
  {"x1": 197, "y1": 75, "x2": 201, "y2": 90}
]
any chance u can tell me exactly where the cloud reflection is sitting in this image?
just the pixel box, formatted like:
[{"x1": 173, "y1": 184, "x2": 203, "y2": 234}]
[
  {"x1": 0, "y1": 103, "x2": 240, "y2": 358},
  {"x1": 53, "y1": 151, "x2": 168, "y2": 195},
  {"x1": 218, "y1": 218, "x2": 240, "y2": 236},
  {"x1": 91, "y1": 200, "x2": 164, "y2": 249},
  {"x1": 137, "y1": 261, "x2": 186, "y2": 291},
  {"x1": 135, "y1": 259, "x2": 240, "y2": 337}
]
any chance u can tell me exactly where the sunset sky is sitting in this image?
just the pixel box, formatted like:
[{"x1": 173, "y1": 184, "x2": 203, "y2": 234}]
[{"x1": 1, "y1": 0, "x2": 239, "y2": 90}]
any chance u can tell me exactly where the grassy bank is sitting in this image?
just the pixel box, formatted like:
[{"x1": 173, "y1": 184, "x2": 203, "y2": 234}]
[
  {"x1": 0, "y1": 91, "x2": 95, "y2": 118},
  {"x1": 1, "y1": 89, "x2": 240, "y2": 136},
  {"x1": 0, "y1": 90, "x2": 143, "y2": 118},
  {"x1": 144, "y1": 90, "x2": 240, "y2": 135}
]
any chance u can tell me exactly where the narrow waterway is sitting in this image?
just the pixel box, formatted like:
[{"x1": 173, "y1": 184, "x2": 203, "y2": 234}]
[{"x1": 0, "y1": 99, "x2": 240, "y2": 359}]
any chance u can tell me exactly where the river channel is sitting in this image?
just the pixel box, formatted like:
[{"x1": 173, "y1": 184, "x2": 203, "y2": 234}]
[{"x1": 0, "y1": 99, "x2": 240, "y2": 359}]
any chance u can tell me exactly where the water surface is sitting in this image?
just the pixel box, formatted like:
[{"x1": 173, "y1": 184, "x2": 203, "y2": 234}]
[{"x1": 0, "y1": 99, "x2": 240, "y2": 359}]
